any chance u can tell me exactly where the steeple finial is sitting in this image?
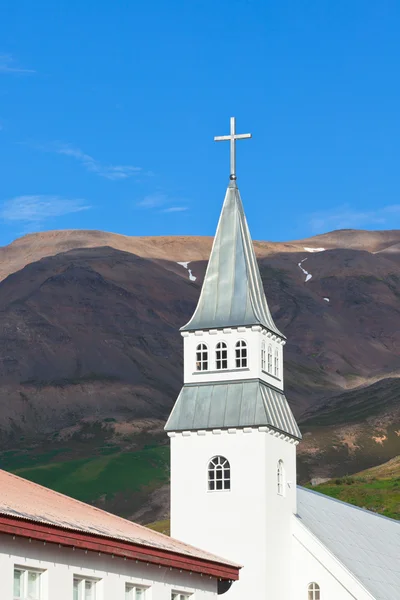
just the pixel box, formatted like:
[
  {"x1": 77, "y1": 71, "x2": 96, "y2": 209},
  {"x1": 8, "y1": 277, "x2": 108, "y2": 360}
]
[{"x1": 214, "y1": 117, "x2": 251, "y2": 180}]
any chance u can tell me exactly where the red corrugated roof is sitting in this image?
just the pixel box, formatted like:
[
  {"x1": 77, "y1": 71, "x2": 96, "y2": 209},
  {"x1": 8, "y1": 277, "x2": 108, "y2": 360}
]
[{"x1": 0, "y1": 469, "x2": 239, "y2": 579}]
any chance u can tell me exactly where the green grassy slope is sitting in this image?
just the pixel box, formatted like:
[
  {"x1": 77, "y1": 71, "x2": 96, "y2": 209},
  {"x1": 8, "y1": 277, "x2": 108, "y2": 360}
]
[
  {"x1": 309, "y1": 456, "x2": 400, "y2": 520},
  {"x1": 1, "y1": 435, "x2": 170, "y2": 521}
]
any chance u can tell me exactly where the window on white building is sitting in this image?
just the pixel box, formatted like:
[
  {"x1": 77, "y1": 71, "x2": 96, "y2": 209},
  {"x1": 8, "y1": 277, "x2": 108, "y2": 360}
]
[
  {"x1": 216, "y1": 341, "x2": 228, "y2": 369},
  {"x1": 261, "y1": 340, "x2": 266, "y2": 371},
  {"x1": 14, "y1": 568, "x2": 42, "y2": 600},
  {"x1": 195, "y1": 343, "x2": 208, "y2": 371},
  {"x1": 274, "y1": 348, "x2": 279, "y2": 378},
  {"x1": 277, "y1": 460, "x2": 285, "y2": 496},
  {"x1": 235, "y1": 340, "x2": 247, "y2": 368},
  {"x1": 126, "y1": 584, "x2": 147, "y2": 600},
  {"x1": 308, "y1": 582, "x2": 320, "y2": 600},
  {"x1": 208, "y1": 456, "x2": 230, "y2": 491},
  {"x1": 73, "y1": 576, "x2": 98, "y2": 600},
  {"x1": 267, "y1": 345, "x2": 272, "y2": 373},
  {"x1": 172, "y1": 592, "x2": 191, "y2": 600}
]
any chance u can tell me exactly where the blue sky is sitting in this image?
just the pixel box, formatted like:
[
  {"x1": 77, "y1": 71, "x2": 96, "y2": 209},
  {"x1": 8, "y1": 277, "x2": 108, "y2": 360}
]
[{"x1": 1, "y1": 1, "x2": 400, "y2": 246}]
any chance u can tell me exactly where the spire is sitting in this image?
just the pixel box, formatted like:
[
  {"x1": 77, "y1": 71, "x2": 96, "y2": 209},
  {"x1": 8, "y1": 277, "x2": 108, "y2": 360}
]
[{"x1": 181, "y1": 179, "x2": 284, "y2": 337}]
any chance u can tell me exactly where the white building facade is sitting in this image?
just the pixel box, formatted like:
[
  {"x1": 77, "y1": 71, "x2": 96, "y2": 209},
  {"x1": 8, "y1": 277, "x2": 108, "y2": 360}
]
[
  {"x1": 0, "y1": 468, "x2": 239, "y2": 600},
  {"x1": 166, "y1": 124, "x2": 400, "y2": 600}
]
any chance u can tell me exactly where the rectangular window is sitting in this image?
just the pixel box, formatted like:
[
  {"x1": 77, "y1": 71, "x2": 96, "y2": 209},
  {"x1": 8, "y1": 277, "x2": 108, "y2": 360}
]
[
  {"x1": 172, "y1": 593, "x2": 191, "y2": 600},
  {"x1": 14, "y1": 568, "x2": 42, "y2": 600},
  {"x1": 73, "y1": 577, "x2": 98, "y2": 600},
  {"x1": 126, "y1": 584, "x2": 147, "y2": 600}
]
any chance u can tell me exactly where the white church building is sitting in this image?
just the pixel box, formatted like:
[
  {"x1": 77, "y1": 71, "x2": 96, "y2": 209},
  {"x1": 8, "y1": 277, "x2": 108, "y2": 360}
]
[
  {"x1": 0, "y1": 118, "x2": 398, "y2": 600},
  {"x1": 165, "y1": 118, "x2": 400, "y2": 600}
]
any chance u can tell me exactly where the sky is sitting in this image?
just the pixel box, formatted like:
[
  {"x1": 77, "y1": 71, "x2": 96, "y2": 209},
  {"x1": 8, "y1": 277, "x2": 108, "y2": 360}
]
[{"x1": 1, "y1": 1, "x2": 400, "y2": 246}]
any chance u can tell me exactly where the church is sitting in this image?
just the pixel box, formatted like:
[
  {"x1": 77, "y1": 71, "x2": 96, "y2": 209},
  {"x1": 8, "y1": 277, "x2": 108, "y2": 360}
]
[
  {"x1": 165, "y1": 118, "x2": 400, "y2": 600},
  {"x1": 0, "y1": 118, "x2": 398, "y2": 600}
]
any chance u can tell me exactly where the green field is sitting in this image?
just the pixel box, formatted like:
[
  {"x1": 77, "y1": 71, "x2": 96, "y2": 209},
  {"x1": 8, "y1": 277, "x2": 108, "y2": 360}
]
[{"x1": 1, "y1": 441, "x2": 170, "y2": 520}]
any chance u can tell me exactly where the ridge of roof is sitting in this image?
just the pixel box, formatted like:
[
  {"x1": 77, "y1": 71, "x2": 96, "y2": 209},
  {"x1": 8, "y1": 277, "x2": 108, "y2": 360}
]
[
  {"x1": 0, "y1": 468, "x2": 239, "y2": 573},
  {"x1": 181, "y1": 181, "x2": 284, "y2": 337}
]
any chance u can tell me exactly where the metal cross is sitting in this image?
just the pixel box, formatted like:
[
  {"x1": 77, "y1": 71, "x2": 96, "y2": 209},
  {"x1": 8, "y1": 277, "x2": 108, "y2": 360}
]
[{"x1": 214, "y1": 117, "x2": 251, "y2": 180}]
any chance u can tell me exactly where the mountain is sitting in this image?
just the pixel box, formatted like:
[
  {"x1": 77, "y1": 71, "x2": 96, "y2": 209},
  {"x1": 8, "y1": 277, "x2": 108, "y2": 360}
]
[{"x1": 0, "y1": 227, "x2": 399, "y2": 520}]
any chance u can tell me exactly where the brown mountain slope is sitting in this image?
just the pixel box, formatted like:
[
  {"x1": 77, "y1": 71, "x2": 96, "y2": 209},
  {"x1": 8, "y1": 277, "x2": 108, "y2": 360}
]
[
  {"x1": 0, "y1": 228, "x2": 399, "y2": 491},
  {"x1": 0, "y1": 246, "x2": 198, "y2": 443}
]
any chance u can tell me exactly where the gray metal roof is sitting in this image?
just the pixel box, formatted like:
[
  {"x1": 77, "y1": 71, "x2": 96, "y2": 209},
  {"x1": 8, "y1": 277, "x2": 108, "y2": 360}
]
[
  {"x1": 297, "y1": 486, "x2": 400, "y2": 600},
  {"x1": 164, "y1": 380, "x2": 301, "y2": 439},
  {"x1": 181, "y1": 180, "x2": 284, "y2": 337}
]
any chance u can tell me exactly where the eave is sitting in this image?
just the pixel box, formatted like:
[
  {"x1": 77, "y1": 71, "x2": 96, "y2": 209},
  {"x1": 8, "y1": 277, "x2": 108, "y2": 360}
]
[{"x1": 0, "y1": 513, "x2": 240, "y2": 581}]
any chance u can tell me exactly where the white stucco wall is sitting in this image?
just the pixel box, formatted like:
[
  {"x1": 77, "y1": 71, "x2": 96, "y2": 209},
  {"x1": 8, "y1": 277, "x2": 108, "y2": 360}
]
[
  {"x1": 170, "y1": 428, "x2": 297, "y2": 600},
  {"x1": 182, "y1": 327, "x2": 284, "y2": 390},
  {"x1": 291, "y1": 519, "x2": 375, "y2": 600},
  {"x1": 0, "y1": 532, "x2": 219, "y2": 600}
]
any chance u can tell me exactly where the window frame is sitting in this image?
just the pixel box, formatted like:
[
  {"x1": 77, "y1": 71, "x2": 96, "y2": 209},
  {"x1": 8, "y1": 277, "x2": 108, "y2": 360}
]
[
  {"x1": 208, "y1": 456, "x2": 231, "y2": 492},
  {"x1": 195, "y1": 342, "x2": 208, "y2": 371},
  {"x1": 308, "y1": 582, "x2": 321, "y2": 600},
  {"x1": 267, "y1": 344, "x2": 272, "y2": 373},
  {"x1": 235, "y1": 339, "x2": 248, "y2": 368},
  {"x1": 277, "y1": 459, "x2": 285, "y2": 496},
  {"x1": 125, "y1": 583, "x2": 148, "y2": 600},
  {"x1": 172, "y1": 592, "x2": 191, "y2": 600},
  {"x1": 216, "y1": 341, "x2": 228, "y2": 370},
  {"x1": 14, "y1": 566, "x2": 43, "y2": 600},
  {"x1": 274, "y1": 348, "x2": 279, "y2": 378},
  {"x1": 73, "y1": 575, "x2": 99, "y2": 600},
  {"x1": 261, "y1": 340, "x2": 266, "y2": 371}
]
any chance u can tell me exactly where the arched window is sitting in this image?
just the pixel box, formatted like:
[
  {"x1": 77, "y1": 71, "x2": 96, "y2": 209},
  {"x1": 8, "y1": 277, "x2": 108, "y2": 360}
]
[
  {"x1": 208, "y1": 456, "x2": 230, "y2": 491},
  {"x1": 235, "y1": 340, "x2": 247, "y2": 368},
  {"x1": 216, "y1": 342, "x2": 228, "y2": 370},
  {"x1": 267, "y1": 345, "x2": 272, "y2": 373},
  {"x1": 261, "y1": 340, "x2": 266, "y2": 371},
  {"x1": 277, "y1": 460, "x2": 285, "y2": 496},
  {"x1": 274, "y1": 348, "x2": 279, "y2": 378},
  {"x1": 308, "y1": 583, "x2": 320, "y2": 600},
  {"x1": 196, "y1": 343, "x2": 208, "y2": 371}
]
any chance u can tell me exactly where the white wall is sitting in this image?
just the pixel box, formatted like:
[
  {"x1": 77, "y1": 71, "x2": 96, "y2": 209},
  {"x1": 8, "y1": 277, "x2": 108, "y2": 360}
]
[
  {"x1": 170, "y1": 428, "x2": 297, "y2": 600},
  {"x1": 291, "y1": 519, "x2": 375, "y2": 600},
  {"x1": 183, "y1": 327, "x2": 284, "y2": 390},
  {"x1": 0, "y1": 532, "x2": 218, "y2": 600}
]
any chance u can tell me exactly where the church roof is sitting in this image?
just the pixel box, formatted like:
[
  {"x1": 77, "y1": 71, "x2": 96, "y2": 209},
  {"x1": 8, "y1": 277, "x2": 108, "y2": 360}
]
[
  {"x1": 297, "y1": 486, "x2": 400, "y2": 600},
  {"x1": 164, "y1": 379, "x2": 301, "y2": 439},
  {"x1": 181, "y1": 180, "x2": 284, "y2": 337},
  {"x1": 0, "y1": 468, "x2": 240, "y2": 580}
]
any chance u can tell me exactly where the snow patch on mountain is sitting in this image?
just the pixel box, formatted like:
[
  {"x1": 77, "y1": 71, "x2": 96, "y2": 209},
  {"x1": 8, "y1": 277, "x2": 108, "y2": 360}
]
[
  {"x1": 304, "y1": 247, "x2": 326, "y2": 253},
  {"x1": 298, "y1": 258, "x2": 312, "y2": 282},
  {"x1": 177, "y1": 261, "x2": 196, "y2": 281}
]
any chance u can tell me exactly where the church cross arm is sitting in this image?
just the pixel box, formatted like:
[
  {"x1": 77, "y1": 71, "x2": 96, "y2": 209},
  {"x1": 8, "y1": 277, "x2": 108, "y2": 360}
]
[{"x1": 214, "y1": 117, "x2": 252, "y2": 180}]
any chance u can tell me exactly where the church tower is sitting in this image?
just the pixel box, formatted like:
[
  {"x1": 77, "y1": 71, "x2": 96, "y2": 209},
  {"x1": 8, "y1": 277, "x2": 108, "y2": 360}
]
[{"x1": 165, "y1": 118, "x2": 301, "y2": 600}]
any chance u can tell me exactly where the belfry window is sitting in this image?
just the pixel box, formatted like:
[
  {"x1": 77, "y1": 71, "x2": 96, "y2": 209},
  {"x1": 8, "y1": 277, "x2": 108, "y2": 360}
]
[
  {"x1": 274, "y1": 348, "x2": 279, "y2": 378},
  {"x1": 261, "y1": 340, "x2": 266, "y2": 371},
  {"x1": 196, "y1": 343, "x2": 208, "y2": 371},
  {"x1": 216, "y1": 342, "x2": 228, "y2": 370},
  {"x1": 277, "y1": 460, "x2": 285, "y2": 496},
  {"x1": 267, "y1": 345, "x2": 272, "y2": 373},
  {"x1": 235, "y1": 340, "x2": 247, "y2": 368},
  {"x1": 208, "y1": 456, "x2": 230, "y2": 491},
  {"x1": 308, "y1": 583, "x2": 320, "y2": 600}
]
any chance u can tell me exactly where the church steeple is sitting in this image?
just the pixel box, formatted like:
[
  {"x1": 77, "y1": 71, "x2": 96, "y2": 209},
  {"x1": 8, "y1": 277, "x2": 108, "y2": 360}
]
[
  {"x1": 181, "y1": 178, "x2": 283, "y2": 337},
  {"x1": 166, "y1": 117, "x2": 300, "y2": 440}
]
